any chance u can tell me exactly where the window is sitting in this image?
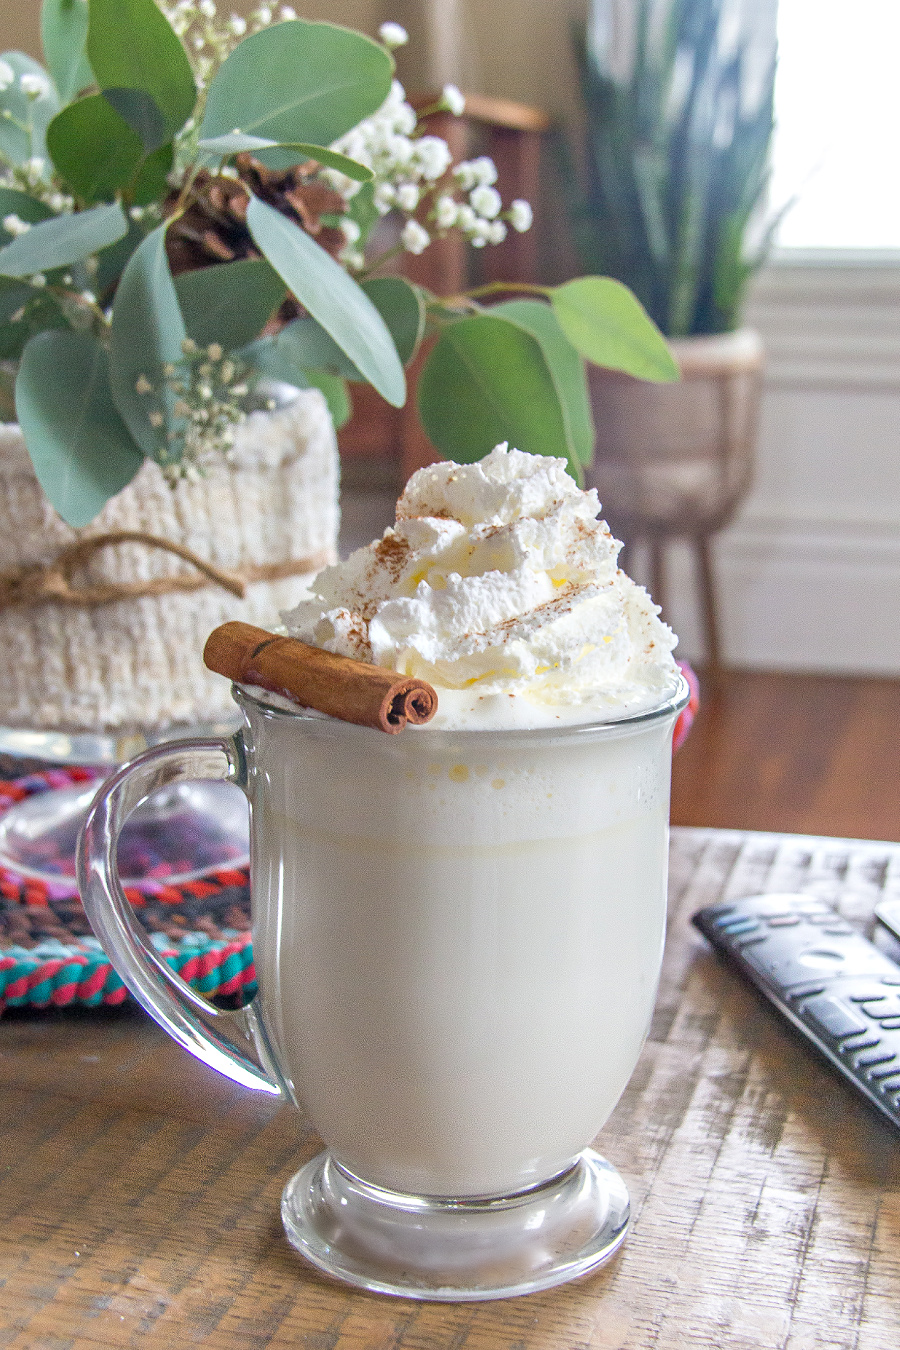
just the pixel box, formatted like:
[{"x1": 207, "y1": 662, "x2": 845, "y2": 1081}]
[{"x1": 772, "y1": 0, "x2": 900, "y2": 251}]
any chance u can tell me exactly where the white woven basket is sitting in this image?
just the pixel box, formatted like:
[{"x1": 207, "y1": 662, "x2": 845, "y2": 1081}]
[{"x1": 0, "y1": 388, "x2": 339, "y2": 734}]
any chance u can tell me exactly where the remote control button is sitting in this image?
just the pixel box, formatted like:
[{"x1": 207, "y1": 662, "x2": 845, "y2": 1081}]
[
  {"x1": 870, "y1": 1066, "x2": 900, "y2": 1084},
  {"x1": 802, "y1": 996, "x2": 868, "y2": 1040},
  {"x1": 717, "y1": 917, "x2": 761, "y2": 936},
  {"x1": 849, "y1": 991, "x2": 889, "y2": 1004},
  {"x1": 854, "y1": 1050, "x2": 896, "y2": 1070},
  {"x1": 734, "y1": 933, "x2": 768, "y2": 949},
  {"x1": 882, "y1": 978, "x2": 900, "y2": 987},
  {"x1": 839, "y1": 1035, "x2": 881, "y2": 1054},
  {"x1": 767, "y1": 915, "x2": 801, "y2": 927},
  {"x1": 823, "y1": 925, "x2": 854, "y2": 937},
  {"x1": 879, "y1": 1016, "x2": 900, "y2": 1030},
  {"x1": 807, "y1": 913, "x2": 843, "y2": 925}
]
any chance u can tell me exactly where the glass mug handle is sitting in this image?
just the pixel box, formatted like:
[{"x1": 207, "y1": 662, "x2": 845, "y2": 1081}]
[{"x1": 77, "y1": 736, "x2": 282, "y2": 1097}]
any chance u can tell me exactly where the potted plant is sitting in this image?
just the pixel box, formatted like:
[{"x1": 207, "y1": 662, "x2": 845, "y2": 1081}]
[
  {"x1": 0, "y1": 0, "x2": 676, "y2": 738},
  {"x1": 568, "y1": 0, "x2": 778, "y2": 660}
]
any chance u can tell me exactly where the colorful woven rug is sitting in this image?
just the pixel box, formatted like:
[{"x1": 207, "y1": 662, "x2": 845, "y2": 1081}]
[{"x1": 0, "y1": 767, "x2": 254, "y2": 1013}]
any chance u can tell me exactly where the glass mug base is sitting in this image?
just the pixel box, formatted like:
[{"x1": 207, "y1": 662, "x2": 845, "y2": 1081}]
[{"x1": 280, "y1": 1148, "x2": 630, "y2": 1301}]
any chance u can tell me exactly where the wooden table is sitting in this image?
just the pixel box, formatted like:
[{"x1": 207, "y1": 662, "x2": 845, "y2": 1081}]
[{"x1": 2, "y1": 828, "x2": 899, "y2": 1349}]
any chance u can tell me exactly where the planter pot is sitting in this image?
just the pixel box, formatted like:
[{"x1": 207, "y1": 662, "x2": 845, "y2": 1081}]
[
  {"x1": 586, "y1": 328, "x2": 764, "y2": 535},
  {"x1": 0, "y1": 388, "x2": 339, "y2": 737},
  {"x1": 585, "y1": 328, "x2": 764, "y2": 668}
]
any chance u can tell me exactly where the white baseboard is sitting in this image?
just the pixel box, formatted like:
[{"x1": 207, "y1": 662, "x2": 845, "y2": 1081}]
[{"x1": 650, "y1": 517, "x2": 900, "y2": 675}]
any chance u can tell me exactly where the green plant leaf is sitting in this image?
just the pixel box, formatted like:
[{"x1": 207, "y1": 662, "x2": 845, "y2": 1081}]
[
  {"x1": 0, "y1": 277, "x2": 67, "y2": 360},
  {"x1": 41, "y1": 0, "x2": 93, "y2": 102},
  {"x1": 0, "y1": 200, "x2": 127, "y2": 277},
  {"x1": 108, "y1": 222, "x2": 186, "y2": 459},
  {"x1": 246, "y1": 195, "x2": 405, "y2": 407},
  {"x1": 200, "y1": 20, "x2": 392, "y2": 146},
  {"x1": 46, "y1": 94, "x2": 142, "y2": 202},
  {"x1": 0, "y1": 52, "x2": 59, "y2": 168},
  {"x1": 102, "y1": 87, "x2": 167, "y2": 154},
  {"x1": 174, "y1": 258, "x2": 286, "y2": 350},
  {"x1": 550, "y1": 277, "x2": 679, "y2": 381},
  {"x1": 362, "y1": 277, "x2": 425, "y2": 366},
  {"x1": 197, "y1": 133, "x2": 372, "y2": 181},
  {"x1": 303, "y1": 370, "x2": 350, "y2": 429},
  {"x1": 490, "y1": 299, "x2": 594, "y2": 466},
  {"x1": 15, "y1": 329, "x2": 143, "y2": 526},
  {"x1": 0, "y1": 188, "x2": 55, "y2": 232},
  {"x1": 86, "y1": 0, "x2": 196, "y2": 139},
  {"x1": 417, "y1": 314, "x2": 577, "y2": 479},
  {"x1": 241, "y1": 315, "x2": 363, "y2": 382},
  {"x1": 93, "y1": 213, "x2": 145, "y2": 298},
  {"x1": 131, "y1": 141, "x2": 174, "y2": 205}
]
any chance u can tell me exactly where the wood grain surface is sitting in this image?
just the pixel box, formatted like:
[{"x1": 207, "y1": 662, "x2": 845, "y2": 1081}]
[{"x1": 2, "y1": 828, "x2": 899, "y2": 1350}]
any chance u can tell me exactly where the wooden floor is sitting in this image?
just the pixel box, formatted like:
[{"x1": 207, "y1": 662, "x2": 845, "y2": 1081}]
[{"x1": 671, "y1": 669, "x2": 900, "y2": 842}]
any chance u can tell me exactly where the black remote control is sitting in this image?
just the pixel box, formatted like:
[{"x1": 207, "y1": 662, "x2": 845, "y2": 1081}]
[{"x1": 692, "y1": 892, "x2": 900, "y2": 1131}]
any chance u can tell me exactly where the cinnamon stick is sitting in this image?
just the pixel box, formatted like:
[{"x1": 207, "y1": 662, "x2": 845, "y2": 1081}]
[{"x1": 203, "y1": 621, "x2": 438, "y2": 734}]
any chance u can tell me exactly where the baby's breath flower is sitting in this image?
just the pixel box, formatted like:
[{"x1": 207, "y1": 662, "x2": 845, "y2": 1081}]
[
  {"x1": 441, "y1": 84, "x2": 465, "y2": 116},
  {"x1": 279, "y1": 5, "x2": 297, "y2": 18},
  {"x1": 207, "y1": 343, "x2": 223, "y2": 361},
  {"x1": 0, "y1": 60, "x2": 14, "y2": 91},
  {"x1": 148, "y1": 410, "x2": 164, "y2": 428},
  {"x1": 2, "y1": 214, "x2": 30, "y2": 237},
  {"x1": 181, "y1": 338, "x2": 198, "y2": 356},
  {"x1": 135, "y1": 375, "x2": 153, "y2": 395},
  {"x1": 340, "y1": 218, "x2": 362, "y2": 243},
  {"x1": 401, "y1": 219, "x2": 430, "y2": 255},
  {"x1": 434, "y1": 195, "x2": 459, "y2": 229},
  {"x1": 228, "y1": 14, "x2": 247, "y2": 35},
  {"x1": 487, "y1": 220, "x2": 508, "y2": 244},
  {"x1": 173, "y1": 399, "x2": 191, "y2": 418},
  {"x1": 30, "y1": 273, "x2": 46, "y2": 287},
  {"x1": 395, "y1": 182, "x2": 420, "y2": 212},
  {"x1": 413, "y1": 136, "x2": 453, "y2": 181},
  {"x1": 19, "y1": 73, "x2": 48, "y2": 99},
  {"x1": 508, "y1": 199, "x2": 534, "y2": 233},
  {"x1": 199, "y1": 0, "x2": 216, "y2": 16},
  {"x1": 379, "y1": 22, "x2": 409, "y2": 49},
  {"x1": 470, "y1": 184, "x2": 502, "y2": 219}
]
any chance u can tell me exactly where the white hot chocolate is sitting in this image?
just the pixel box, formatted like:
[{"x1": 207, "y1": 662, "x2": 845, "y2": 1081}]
[{"x1": 244, "y1": 447, "x2": 684, "y2": 1197}]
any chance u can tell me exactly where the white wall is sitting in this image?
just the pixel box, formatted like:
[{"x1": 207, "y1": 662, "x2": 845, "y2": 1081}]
[{"x1": 664, "y1": 259, "x2": 900, "y2": 675}]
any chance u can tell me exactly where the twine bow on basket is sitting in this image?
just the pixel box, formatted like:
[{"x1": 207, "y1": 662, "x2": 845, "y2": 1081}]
[{"x1": 0, "y1": 531, "x2": 332, "y2": 609}]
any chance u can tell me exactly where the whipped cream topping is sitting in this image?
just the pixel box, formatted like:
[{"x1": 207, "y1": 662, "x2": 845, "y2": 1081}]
[{"x1": 282, "y1": 444, "x2": 679, "y2": 728}]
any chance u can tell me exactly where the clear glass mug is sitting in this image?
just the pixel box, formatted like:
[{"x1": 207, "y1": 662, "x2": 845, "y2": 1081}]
[{"x1": 79, "y1": 675, "x2": 689, "y2": 1302}]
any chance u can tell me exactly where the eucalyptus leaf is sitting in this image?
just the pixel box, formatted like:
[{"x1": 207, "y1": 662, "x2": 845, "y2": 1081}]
[
  {"x1": 93, "y1": 214, "x2": 145, "y2": 298},
  {"x1": 241, "y1": 315, "x2": 362, "y2": 382},
  {"x1": 417, "y1": 315, "x2": 577, "y2": 479},
  {"x1": 174, "y1": 258, "x2": 286, "y2": 350},
  {"x1": 246, "y1": 195, "x2": 405, "y2": 407},
  {"x1": 15, "y1": 329, "x2": 143, "y2": 527},
  {"x1": 551, "y1": 277, "x2": 679, "y2": 382},
  {"x1": 197, "y1": 133, "x2": 373, "y2": 181},
  {"x1": 131, "y1": 141, "x2": 174, "y2": 206},
  {"x1": 86, "y1": 0, "x2": 196, "y2": 139},
  {"x1": 0, "y1": 200, "x2": 127, "y2": 277},
  {"x1": 362, "y1": 277, "x2": 425, "y2": 366},
  {"x1": 0, "y1": 281, "x2": 67, "y2": 361},
  {"x1": 0, "y1": 275, "x2": 35, "y2": 324},
  {"x1": 102, "y1": 87, "x2": 167, "y2": 154},
  {"x1": 491, "y1": 299, "x2": 594, "y2": 465},
  {"x1": 109, "y1": 222, "x2": 187, "y2": 459},
  {"x1": 0, "y1": 52, "x2": 59, "y2": 168},
  {"x1": 303, "y1": 370, "x2": 351, "y2": 429},
  {"x1": 41, "y1": 0, "x2": 93, "y2": 103},
  {"x1": 47, "y1": 94, "x2": 142, "y2": 202},
  {"x1": 201, "y1": 20, "x2": 392, "y2": 146},
  {"x1": 0, "y1": 189, "x2": 55, "y2": 233}
]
